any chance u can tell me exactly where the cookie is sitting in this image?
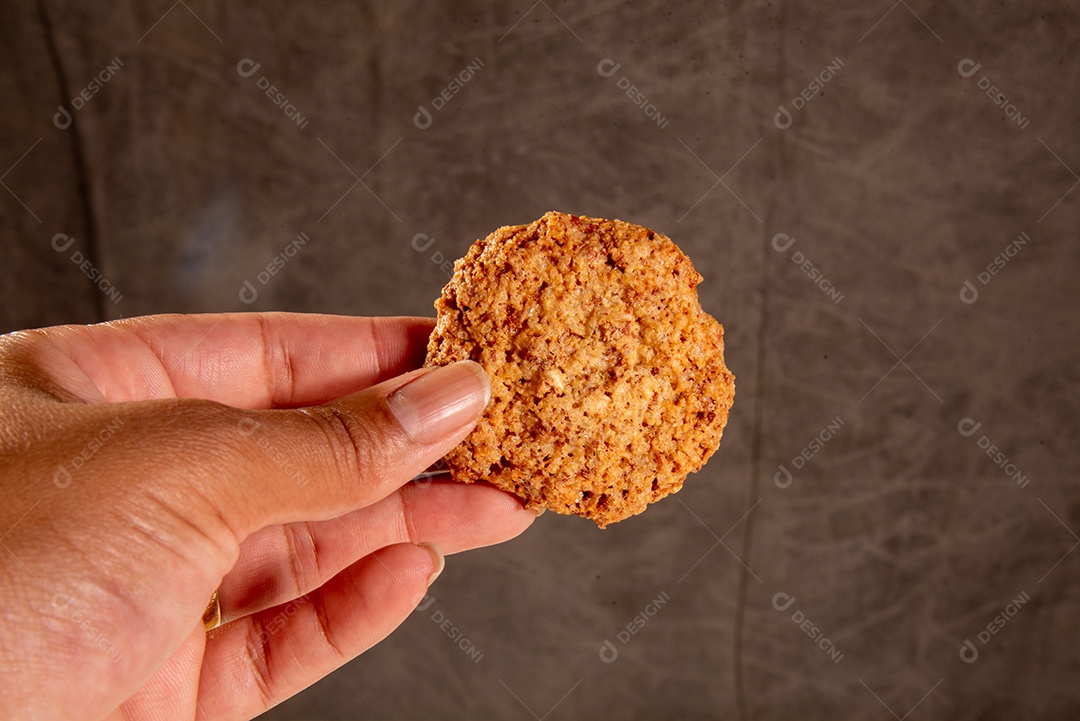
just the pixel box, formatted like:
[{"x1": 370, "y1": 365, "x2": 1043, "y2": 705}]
[{"x1": 425, "y1": 211, "x2": 734, "y2": 527}]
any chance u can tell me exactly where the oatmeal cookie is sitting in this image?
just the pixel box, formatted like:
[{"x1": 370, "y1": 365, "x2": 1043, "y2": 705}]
[{"x1": 425, "y1": 211, "x2": 734, "y2": 527}]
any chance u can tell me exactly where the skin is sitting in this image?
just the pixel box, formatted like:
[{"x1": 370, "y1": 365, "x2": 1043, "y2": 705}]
[{"x1": 0, "y1": 312, "x2": 536, "y2": 720}]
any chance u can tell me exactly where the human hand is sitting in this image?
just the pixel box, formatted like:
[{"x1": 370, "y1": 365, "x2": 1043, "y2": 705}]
[{"x1": 0, "y1": 312, "x2": 536, "y2": 720}]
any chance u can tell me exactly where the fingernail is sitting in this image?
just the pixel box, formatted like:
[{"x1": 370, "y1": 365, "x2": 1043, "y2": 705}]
[
  {"x1": 386, "y1": 361, "x2": 490, "y2": 444},
  {"x1": 418, "y1": 542, "x2": 444, "y2": 586},
  {"x1": 533, "y1": 507, "x2": 546, "y2": 517}
]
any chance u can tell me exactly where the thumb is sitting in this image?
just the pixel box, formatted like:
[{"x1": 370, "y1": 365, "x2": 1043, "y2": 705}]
[{"x1": 204, "y1": 359, "x2": 491, "y2": 535}]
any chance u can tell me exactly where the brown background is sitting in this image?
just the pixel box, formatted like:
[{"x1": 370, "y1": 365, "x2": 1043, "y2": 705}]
[{"x1": 2, "y1": 1, "x2": 1079, "y2": 719}]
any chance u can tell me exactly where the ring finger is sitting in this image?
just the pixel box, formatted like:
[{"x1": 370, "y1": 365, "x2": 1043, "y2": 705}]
[{"x1": 215, "y1": 480, "x2": 537, "y2": 624}]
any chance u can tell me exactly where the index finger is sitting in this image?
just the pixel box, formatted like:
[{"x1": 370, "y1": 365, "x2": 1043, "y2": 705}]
[{"x1": 3, "y1": 312, "x2": 435, "y2": 408}]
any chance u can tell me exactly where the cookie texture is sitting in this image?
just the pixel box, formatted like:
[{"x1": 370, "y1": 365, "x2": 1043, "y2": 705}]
[{"x1": 425, "y1": 211, "x2": 734, "y2": 527}]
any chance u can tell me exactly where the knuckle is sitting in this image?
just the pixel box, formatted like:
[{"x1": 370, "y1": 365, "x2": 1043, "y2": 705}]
[
  {"x1": 311, "y1": 591, "x2": 347, "y2": 660},
  {"x1": 301, "y1": 402, "x2": 395, "y2": 490},
  {"x1": 282, "y1": 521, "x2": 320, "y2": 595},
  {"x1": 155, "y1": 396, "x2": 243, "y2": 432},
  {"x1": 241, "y1": 617, "x2": 275, "y2": 709},
  {"x1": 159, "y1": 399, "x2": 254, "y2": 463},
  {"x1": 256, "y1": 314, "x2": 298, "y2": 406},
  {"x1": 120, "y1": 399, "x2": 247, "y2": 562},
  {"x1": 129, "y1": 398, "x2": 257, "y2": 528},
  {"x1": 0, "y1": 329, "x2": 75, "y2": 398}
]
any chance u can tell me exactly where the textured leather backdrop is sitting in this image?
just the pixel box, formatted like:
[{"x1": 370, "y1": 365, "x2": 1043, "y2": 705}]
[{"x1": 2, "y1": 2, "x2": 1078, "y2": 719}]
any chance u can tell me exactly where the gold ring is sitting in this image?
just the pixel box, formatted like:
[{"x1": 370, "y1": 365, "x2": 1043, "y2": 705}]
[{"x1": 202, "y1": 590, "x2": 223, "y2": 632}]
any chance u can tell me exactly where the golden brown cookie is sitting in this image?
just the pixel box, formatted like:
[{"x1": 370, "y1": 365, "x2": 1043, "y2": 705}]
[{"x1": 425, "y1": 211, "x2": 734, "y2": 527}]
